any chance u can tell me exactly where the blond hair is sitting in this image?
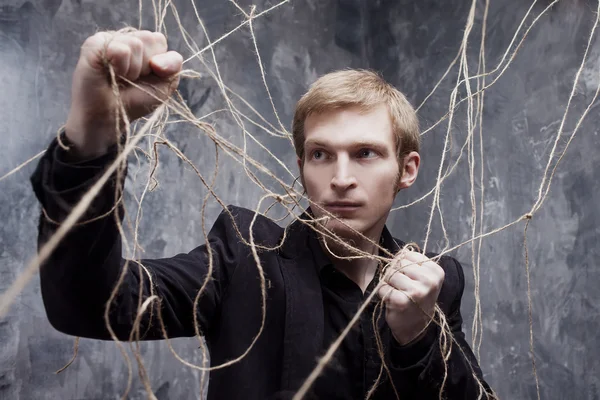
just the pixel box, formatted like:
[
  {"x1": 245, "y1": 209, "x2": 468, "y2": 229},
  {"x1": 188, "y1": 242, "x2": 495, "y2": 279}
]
[{"x1": 292, "y1": 69, "x2": 420, "y2": 165}]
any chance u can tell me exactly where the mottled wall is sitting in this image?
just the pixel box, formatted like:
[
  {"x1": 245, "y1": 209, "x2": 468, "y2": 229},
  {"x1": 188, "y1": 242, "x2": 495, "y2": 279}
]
[
  {"x1": 1, "y1": 0, "x2": 599, "y2": 399},
  {"x1": 372, "y1": 1, "x2": 600, "y2": 399}
]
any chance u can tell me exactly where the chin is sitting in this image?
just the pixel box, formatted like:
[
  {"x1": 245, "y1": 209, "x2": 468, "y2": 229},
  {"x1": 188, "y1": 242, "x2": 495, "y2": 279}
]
[{"x1": 322, "y1": 217, "x2": 365, "y2": 242}]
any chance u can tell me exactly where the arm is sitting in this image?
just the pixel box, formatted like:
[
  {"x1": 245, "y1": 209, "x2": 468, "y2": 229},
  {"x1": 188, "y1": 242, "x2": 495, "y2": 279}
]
[
  {"x1": 31, "y1": 135, "x2": 240, "y2": 341},
  {"x1": 385, "y1": 258, "x2": 496, "y2": 399}
]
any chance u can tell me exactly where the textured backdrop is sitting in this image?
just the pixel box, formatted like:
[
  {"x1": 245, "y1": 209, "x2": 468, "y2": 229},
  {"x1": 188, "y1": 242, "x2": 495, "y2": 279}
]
[{"x1": 1, "y1": 0, "x2": 599, "y2": 399}]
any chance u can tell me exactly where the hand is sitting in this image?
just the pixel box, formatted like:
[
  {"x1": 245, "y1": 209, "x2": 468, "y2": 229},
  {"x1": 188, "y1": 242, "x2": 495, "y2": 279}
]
[
  {"x1": 377, "y1": 250, "x2": 445, "y2": 345},
  {"x1": 65, "y1": 30, "x2": 183, "y2": 158}
]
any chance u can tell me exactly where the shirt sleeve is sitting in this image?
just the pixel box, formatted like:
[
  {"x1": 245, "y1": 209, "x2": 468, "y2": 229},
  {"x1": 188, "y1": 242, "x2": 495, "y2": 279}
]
[
  {"x1": 30, "y1": 132, "x2": 242, "y2": 341},
  {"x1": 383, "y1": 257, "x2": 497, "y2": 399}
]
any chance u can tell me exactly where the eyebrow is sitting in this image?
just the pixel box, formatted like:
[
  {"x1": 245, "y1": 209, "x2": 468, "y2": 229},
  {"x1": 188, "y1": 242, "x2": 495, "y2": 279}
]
[{"x1": 304, "y1": 139, "x2": 390, "y2": 153}]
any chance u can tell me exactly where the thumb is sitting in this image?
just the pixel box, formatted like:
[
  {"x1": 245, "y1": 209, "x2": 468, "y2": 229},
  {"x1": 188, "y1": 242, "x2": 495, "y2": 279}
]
[
  {"x1": 121, "y1": 60, "x2": 182, "y2": 121},
  {"x1": 149, "y1": 51, "x2": 183, "y2": 78}
]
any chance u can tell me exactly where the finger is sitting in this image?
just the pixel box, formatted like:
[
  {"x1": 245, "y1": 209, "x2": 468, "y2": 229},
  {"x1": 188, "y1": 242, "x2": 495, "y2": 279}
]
[
  {"x1": 376, "y1": 282, "x2": 393, "y2": 302},
  {"x1": 104, "y1": 41, "x2": 132, "y2": 80},
  {"x1": 111, "y1": 35, "x2": 144, "y2": 81},
  {"x1": 149, "y1": 51, "x2": 183, "y2": 78},
  {"x1": 388, "y1": 250, "x2": 425, "y2": 272},
  {"x1": 399, "y1": 251, "x2": 439, "y2": 273},
  {"x1": 383, "y1": 269, "x2": 431, "y2": 302},
  {"x1": 123, "y1": 70, "x2": 180, "y2": 119},
  {"x1": 401, "y1": 250, "x2": 430, "y2": 265},
  {"x1": 131, "y1": 31, "x2": 168, "y2": 76},
  {"x1": 386, "y1": 255, "x2": 422, "y2": 279},
  {"x1": 377, "y1": 283, "x2": 411, "y2": 308},
  {"x1": 400, "y1": 266, "x2": 441, "y2": 290},
  {"x1": 80, "y1": 32, "x2": 114, "y2": 71},
  {"x1": 382, "y1": 268, "x2": 415, "y2": 292},
  {"x1": 403, "y1": 253, "x2": 444, "y2": 281}
]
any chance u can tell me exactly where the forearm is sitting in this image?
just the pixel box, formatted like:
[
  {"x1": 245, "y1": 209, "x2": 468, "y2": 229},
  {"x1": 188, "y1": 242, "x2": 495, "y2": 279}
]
[
  {"x1": 33, "y1": 137, "x2": 145, "y2": 340},
  {"x1": 31, "y1": 134, "x2": 231, "y2": 341},
  {"x1": 385, "y1": 318, "x2": 495, "y2": 399}
]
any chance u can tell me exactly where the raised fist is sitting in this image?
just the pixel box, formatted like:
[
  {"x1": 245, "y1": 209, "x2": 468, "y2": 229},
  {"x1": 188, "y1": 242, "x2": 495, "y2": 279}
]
[{"x1": 64, "y1": 30, "x2": 183, "y2": 158}]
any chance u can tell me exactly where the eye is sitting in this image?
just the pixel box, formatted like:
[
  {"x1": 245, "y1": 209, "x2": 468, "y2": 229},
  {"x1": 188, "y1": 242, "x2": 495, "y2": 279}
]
[
  {"x1": 357, "y1": 148, "x2": 377, "y2": 159},
  {"x1": 312, "y1": 150, "x2": 326, "y2": 160}
]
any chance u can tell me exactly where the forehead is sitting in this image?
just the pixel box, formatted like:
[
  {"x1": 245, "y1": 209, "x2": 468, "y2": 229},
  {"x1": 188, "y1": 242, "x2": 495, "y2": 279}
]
[{"x1": 303, "y1": 104, "x2": 394, "y2": 148}]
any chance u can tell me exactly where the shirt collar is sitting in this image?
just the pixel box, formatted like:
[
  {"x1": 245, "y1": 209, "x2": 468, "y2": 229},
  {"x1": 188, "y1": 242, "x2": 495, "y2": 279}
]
[{"x1": 307, "y1": 220, "x2": 402, "y2": 273}]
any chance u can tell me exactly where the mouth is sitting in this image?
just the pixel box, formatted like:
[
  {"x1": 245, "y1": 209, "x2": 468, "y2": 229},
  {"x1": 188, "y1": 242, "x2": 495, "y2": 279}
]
[{"x1": 322, "y1": 201, "x2": 362, "y2": 214}]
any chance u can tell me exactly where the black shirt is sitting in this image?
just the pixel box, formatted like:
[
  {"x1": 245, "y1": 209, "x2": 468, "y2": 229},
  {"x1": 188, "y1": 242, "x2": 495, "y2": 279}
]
[{"x1": 309, "y1": 230, "x2": 395, "y2": 399}]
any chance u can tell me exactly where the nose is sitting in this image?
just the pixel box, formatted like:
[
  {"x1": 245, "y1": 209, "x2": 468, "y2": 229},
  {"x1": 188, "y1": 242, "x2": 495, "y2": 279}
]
[{"x1": 330, "y1": 155, "x2": 357, "y2": 192}]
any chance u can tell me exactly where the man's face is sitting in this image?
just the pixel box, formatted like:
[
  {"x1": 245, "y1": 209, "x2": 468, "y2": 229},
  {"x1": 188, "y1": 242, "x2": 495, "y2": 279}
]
[{"x1": 299, "y1": 104, "x2": 418, "y2": 242}]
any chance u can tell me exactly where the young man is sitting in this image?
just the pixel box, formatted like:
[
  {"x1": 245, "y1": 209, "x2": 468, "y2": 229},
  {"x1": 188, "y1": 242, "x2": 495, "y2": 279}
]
[{"x1": 31, "y1": 30, "x2": 494, "y2": 399}]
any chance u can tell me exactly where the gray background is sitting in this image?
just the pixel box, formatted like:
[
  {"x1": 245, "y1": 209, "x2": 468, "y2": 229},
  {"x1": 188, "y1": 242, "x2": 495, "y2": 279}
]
[{"x1": 1, "y1": 0, "x2": 599, "y2": 399}]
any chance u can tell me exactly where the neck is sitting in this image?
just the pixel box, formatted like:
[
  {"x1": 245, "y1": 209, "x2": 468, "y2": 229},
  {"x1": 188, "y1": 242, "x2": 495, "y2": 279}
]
[{"x1": 318, "y1": 228, "x2": 384, "y2": 292}]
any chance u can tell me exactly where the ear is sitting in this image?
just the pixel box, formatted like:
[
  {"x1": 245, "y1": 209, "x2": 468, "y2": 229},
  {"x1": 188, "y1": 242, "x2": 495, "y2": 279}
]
[
  {"x1": 297, "y1": 157, "x2": 305, "y2": 188},
  {"x1": 397, "y1": 151, "x2": 420, "y2": 191}
]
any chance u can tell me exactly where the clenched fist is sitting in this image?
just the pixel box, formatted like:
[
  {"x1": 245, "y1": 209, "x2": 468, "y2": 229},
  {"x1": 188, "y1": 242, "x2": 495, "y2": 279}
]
[
  {"x1": 378, "y1": 250, "x2": 445, "y2": 345},
  {"x1": 64, "y1": 30, "x2": 183, "y2": 158}
]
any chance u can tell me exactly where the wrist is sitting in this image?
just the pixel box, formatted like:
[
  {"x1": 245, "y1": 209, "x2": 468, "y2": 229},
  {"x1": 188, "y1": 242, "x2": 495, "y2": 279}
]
[
  {"x1": 389, "y1": 323, "x2": 439, "y2": 369},
  {"x1": 392, "y1": 320, "x2": 432, "y2": 346},
  {"x1": 64, "y1": 115, "x2": 118, "y2": 159}
]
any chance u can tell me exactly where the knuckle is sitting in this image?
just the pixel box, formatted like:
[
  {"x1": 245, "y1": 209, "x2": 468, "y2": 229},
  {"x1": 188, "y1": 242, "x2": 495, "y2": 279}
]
[
  {"x1": 129, "y1": 37, "x2": 144, "y2": 53},
  {"x1": 393, "y1": 258, "x2": 405, "y2": 270},
  {"x1": 429, "y1": 275, "x2": 442, "y2": 291},
  {"x1": 424, "y1": 284, "x2": 435, "y2": 296},
  {"x1": 382, "y1": 293, "x2": 394, "y2": 306},
  {"x1": 385, "y1": 269, "x2": 399, "y2": 282},
  {"x1": 395, "y1": 297, "x2": 410, "y2": 311},
  {"x1": 411, "y1": 286, "x2": 428, "y2": 300},
  {"x1": 383, "y1": 295, "x2": 394, "y2": 306},
  {"x1": 138, "y1": 29, "x2": 154, "y2": 38},
  {"x1": 383, "y1": 288, "x2": 398, "y2": 304},
  {"x1": 95, "y1": 31, "x2": 112, "y2": 40},
  {"x1": 382, "y1": 273, "x2": 391, "y2": 285},
  {"x1": 385, "y1": 291, "x2": 398, "y2": 304},
  {"x1": 152, "y1": 32, "x2": 168, "y2": 48},
  {"x1": 83, "y1": 32, "x2": 108, "y2": 49},
  {"x1": 111, "y1": 42, "x2": 130, "y2": 58},
  {"x1": 420, "y1": 275, "x2": 435, "y2": 289},
  {"x1": 82, "y1": 35, "x2": 97, "y2": 48},
  {"x1": 135, "y1": 30, "x2": 155, "y2": 44}
]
